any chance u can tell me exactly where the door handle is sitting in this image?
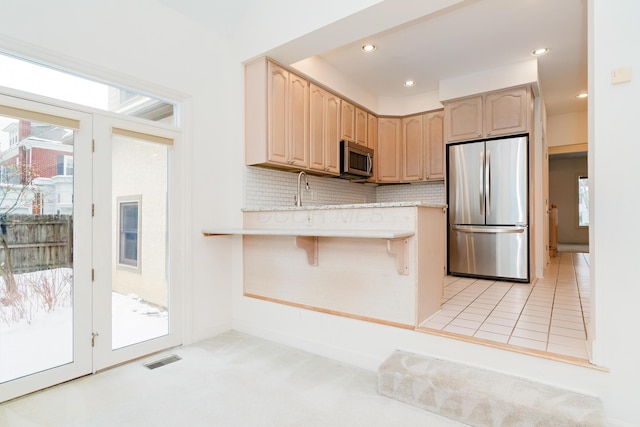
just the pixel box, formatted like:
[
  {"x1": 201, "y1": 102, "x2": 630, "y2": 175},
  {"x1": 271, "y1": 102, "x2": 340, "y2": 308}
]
[
  {"x1": 451, "y1": 225, "x2": 526, "y2": 234},
  {"x1": 479, "y1": 150, "x2": 485, "y2": 216},
  {"x1": 486, "y1": 149, "x2": 491, "y2": 217}
]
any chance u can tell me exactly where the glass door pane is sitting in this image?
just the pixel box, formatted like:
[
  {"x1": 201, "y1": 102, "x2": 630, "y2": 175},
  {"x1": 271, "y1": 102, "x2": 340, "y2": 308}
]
[
  {"x1": 111, "y1": 134, "x2": 168, "y2": 350},
  {"x1": 0, "y1": 115, "x2": 74, "y2": 382},
  {"x1": 0, "y1": 98, "x2": 93, "y2": 402}
]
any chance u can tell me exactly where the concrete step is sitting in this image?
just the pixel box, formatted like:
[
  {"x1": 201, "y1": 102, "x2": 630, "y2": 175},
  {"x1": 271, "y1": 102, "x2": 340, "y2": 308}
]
[{"x1": 378, "y1": 350, "x2": 605, "y2": 426}]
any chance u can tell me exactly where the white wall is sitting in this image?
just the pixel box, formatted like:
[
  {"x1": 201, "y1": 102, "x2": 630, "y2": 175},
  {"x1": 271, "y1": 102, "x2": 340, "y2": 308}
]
[
  {"x1": 439, "y1": 59, "x2": 539, "y2": 101},
  {"x1": 548, "y1": 111, "x2": 588, "y2": 147},
  {"x1": 0, "y1": 0, "x2": 638, "y2": 424},
  {"x1": 589, "y1": 0, "x2": 640, "y2": 424},
  {"x1": 0, "y1": 0, "x2": 242, "y2": 343}
]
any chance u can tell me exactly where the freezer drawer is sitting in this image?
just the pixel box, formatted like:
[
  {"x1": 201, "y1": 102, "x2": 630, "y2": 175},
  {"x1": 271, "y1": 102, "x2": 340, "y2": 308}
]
[{"x1": 448, "y1": 225, "x2": 529, "y2": 282}]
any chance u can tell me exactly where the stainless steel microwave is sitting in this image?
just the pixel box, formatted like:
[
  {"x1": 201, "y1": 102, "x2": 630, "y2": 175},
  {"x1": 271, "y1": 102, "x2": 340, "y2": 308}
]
[{"x1": 339, "y1": 140, "x2": 374, "y2": 179}]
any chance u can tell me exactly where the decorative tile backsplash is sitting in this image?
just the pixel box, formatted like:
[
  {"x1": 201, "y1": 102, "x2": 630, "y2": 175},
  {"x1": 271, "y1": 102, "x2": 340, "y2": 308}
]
[
  {"x1": 376, "y1": 180, "x2": 445, "y2": 204},
  {"x1": 245, "y1": 166, "x2": 445, "y2": 209}
]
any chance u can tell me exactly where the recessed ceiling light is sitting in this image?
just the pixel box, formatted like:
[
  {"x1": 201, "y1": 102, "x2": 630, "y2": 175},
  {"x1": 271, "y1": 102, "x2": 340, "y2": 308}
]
[
  {"x1": 361, "y1": 44, "x2": 376, "y2": 53},
  {"x1": 403, "y1": 80, "x2": 416, "y2": 87},
  {"x1": 532, "y1": 48, "x2": 550, "y2": 56},
  {"x1": 576, "y1": 92, "x2": 588, "y2": 99}
]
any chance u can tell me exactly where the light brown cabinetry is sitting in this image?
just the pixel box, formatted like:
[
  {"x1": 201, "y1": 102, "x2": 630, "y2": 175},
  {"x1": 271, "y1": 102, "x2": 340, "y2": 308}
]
[
  {"x1": 377, "y1": 117, "x2": 402, "y2": 182},
  {"x1": 367, "y1": 113, "x2": 378, "y2": 181},
  {"x1": 355, "y1": 107, "x2": 368, "y2": 146},
  {"x1": 309, "y1": 83, "x2": 340, "y2": 175},
  {"x1": 399, "y1": 110, "x2": 445, "y2": 183},
  {"x1": 402, "y1": 114, "x2": 424, "y2": 182},
  {"x1": 484, "y1": 87, "x2": 529, "y2": 137},
  {"x1": 245, "y1": 58, "x2": 309, "y2": 168},
  {"x1": 367, "y1": 113, "x2": 377, "y2": 150},
  {"x1": 424, "y1": 110, "x2": 445, "y2": 180},
  {"x1": 445, "y1": 86, "x2": 529, "y2": 143},
  {"x1": 340, "y1": 100, "x2": 355, "y2": 141},
  {"x1": 445, "y1": 96, "x2": 483, "y2": 142}
]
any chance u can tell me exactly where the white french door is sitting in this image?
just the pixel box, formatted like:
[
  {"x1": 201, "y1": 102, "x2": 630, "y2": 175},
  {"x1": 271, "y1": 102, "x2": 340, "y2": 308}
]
[
  {"x1": 91, "y1": 115, "x2": 181, "y2": 371},
  {"x1": 0, "y1": 94, "x2": 93, "y2": 402},
  {"x1": 0, "y1": 95, "x2": 182, "y2": 402}
]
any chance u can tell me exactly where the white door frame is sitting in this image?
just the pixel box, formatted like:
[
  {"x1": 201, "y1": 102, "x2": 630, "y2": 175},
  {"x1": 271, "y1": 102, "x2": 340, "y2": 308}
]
[
  {"x1": 0, "y1": 92, "x2": 185, "y2": 401},
  {"x1": 91, "y1": 114, "x2": 182, "y2": 371}
]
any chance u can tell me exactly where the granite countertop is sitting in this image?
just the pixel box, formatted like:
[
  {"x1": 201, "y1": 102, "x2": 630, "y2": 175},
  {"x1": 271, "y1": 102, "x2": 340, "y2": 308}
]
[{"x1": 242, "y1": 201, "x2": 447, "y2": 212}]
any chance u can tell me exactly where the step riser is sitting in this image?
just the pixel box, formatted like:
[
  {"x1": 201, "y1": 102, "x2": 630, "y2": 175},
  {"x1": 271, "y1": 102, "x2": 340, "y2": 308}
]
[{"x1": 378, "y1": 350, "x2": 605, "y2": 426}]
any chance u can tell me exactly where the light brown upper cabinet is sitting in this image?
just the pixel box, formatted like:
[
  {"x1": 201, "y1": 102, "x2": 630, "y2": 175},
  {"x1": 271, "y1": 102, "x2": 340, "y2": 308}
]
[
  {"x1": 399, "y1": 109, "x2": 444, "y2": 183},
  {"x1": 445, "y1": 86, "x2": 530, "y2": 143},
  {"x1": 355, "y1": 107, "x2": 368, "y2": 146},
  {"x1": 402, "y1": 114, "x2": 424, "y2": 182},
  {"x1": 377, "y1": 117, "x2": 402, "y2": 183},
  {"x1": 424, "y1": 110, "x2": 445, "y2": 180},
  {"x1": 367, "y1": 113, "x2": 377, "y2": 150},
  {"x1": 341, "y1": 100, "x2": 355, "y2": 141},
  {"x1": 309, "y1": 83, "x2": 340, "y2": 175},
  {"x1": 484, "y1": 87, "x2": 529, "y2": 137},
  {"x1": 245, "y1": 58, "x2": 309, "y2": 169}
]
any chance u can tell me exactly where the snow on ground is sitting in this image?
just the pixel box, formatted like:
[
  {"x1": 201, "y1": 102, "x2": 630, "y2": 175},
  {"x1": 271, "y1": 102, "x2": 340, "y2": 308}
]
[
  {"x1": 1, "y1": 289, "x2": 168, "y2": 384},
  {"x1": 112, "y1": 292, "x2": 168, "y2": 350},
  {"x1": 0, "y1": 306, "x2": 72, "y2": 383}
]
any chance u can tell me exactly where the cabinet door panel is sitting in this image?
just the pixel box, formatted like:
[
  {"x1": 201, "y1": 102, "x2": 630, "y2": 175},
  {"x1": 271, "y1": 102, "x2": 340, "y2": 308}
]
[
  {"x1": 341, "y1": 100, "x2": 355, "y2": 141},
  {"x1": 325, "y1": 93, "x2": 341, "y2": 174},
  {"x1": 425, "y1": 110, "x2": 444, "y2": 180},
  {"x1": 267, "y1": 63, "x2": 289, "y2": 164},
  {"x1": 309, "y1": 84, "x2": 325, "y2": 172},
  {"x1": 402, "y1": 115, "x2": 423, "y2": 181},
  {"x1": 445, "y1": 96, "x2": 482, "y2": 142},
  {"x1": 355, "y1": 107, "x2": 368, "y2": 146},
  {"x1": 367, "y1": 114, "x2": 377, "y2": 181},
  {"x1": 377, "y1": 117, "x2": 401, "y2": 182},
  {"x1": 485, "y1": 87, "x2": 528, "y2": 137},
  {"x1": 367, "y1": 113, "x2": 377, "y2": 150},
  {"x1": 288, "y1": 73, "x2": 309, "y2": 167}
]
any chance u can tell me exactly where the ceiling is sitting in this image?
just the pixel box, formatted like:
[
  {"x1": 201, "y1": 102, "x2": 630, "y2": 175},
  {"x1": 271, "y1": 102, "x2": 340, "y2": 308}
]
[
  {"x1": 316, "y1": 0, "x2": 587, "y2": 115},
  {"x1": 158, "y1": 0, "x2": 587, "y2": 116}
]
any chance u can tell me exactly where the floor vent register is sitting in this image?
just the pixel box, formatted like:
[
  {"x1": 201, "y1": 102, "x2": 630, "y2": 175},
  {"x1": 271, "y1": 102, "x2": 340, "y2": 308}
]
[{"x1": 144, "y1": 355, "x2": 182, "y2": 370}]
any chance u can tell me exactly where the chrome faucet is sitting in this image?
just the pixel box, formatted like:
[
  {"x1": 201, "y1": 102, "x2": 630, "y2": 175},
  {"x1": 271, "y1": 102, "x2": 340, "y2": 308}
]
[{"x1": 295, "y1": 171, "x2": 310, "y2": 206}]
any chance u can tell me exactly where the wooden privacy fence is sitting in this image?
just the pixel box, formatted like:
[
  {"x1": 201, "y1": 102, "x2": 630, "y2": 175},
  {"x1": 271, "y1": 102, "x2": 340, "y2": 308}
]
[{"x1": 0, "y1": 214, "x2": 73, "y2": 273}]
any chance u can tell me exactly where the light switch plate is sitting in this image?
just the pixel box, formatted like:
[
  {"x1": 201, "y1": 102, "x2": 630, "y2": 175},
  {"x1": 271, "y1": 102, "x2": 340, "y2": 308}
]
[{"x1": 611, "y1": 67, "x2": 632, "y2": 84}]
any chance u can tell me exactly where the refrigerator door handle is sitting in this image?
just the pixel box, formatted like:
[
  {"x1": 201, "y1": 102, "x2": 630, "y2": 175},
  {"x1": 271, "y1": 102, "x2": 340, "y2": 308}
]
[
  {"x1": 479, "y1": 150, "x2": 485, "y2": 216},
  {"x1": 451, "y1": 225, "x2": 526, "y2": 234},
  {"x1": 486, "y1": 149, "x2": 491, "y2": 217}
]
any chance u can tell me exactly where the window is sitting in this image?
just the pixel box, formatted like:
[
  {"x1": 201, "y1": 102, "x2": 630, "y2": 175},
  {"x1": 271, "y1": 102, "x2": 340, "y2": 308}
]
[
  {"x1": 0, "y1": 52, "x2": 176, "y2": 124},
  {"x1": 118, "y1": 196, "x2": 141, "y2": 269},
  {"x1": 578, "y1": 175, "x2": 589, "y2": 227},
  {"x1": 64, "y1": 156, "x2": 74, "y2": 176}
]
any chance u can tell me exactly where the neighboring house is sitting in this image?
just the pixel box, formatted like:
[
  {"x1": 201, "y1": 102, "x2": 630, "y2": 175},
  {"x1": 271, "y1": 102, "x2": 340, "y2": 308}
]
[{"x1": 0, "y1": 120, "x2": 73, "y2": 215}]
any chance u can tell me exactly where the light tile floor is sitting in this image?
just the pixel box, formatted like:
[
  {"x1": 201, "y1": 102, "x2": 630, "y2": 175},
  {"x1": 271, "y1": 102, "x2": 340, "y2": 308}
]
[{"x1": 422, "y1": 252, "x2": 590, "y2": 359}]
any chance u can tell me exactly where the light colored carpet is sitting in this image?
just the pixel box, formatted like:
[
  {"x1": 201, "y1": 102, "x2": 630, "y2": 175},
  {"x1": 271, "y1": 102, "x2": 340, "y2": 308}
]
[{"x1": 0, "y1": 331, "x2": 466, "y2": 427}]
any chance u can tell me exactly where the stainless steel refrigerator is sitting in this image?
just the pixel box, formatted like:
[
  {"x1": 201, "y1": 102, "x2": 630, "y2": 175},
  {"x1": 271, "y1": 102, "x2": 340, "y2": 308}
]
[{"x1": 447, "y1": 135, "x2": 529, "y2": 282}]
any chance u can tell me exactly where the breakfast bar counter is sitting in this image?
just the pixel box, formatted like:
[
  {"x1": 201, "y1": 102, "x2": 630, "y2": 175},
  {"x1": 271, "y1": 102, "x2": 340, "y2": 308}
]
[{"x1": 204, "y1": 202, "x2": 446, "y2": 329}]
